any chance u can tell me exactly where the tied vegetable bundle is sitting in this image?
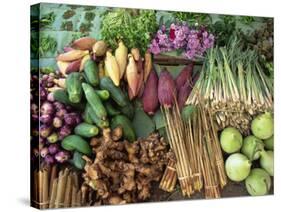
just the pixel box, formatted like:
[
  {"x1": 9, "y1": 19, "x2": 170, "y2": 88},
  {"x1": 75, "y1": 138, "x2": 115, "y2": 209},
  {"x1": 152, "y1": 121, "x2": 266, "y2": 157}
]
[{"x1": 186, "y1": 38, "x2": 273, "y2": 134}]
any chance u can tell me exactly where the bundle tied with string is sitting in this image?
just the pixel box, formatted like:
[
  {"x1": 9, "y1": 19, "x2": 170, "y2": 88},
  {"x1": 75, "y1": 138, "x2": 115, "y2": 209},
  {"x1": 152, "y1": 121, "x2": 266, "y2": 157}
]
[
  {"x1": 186, "y1": 38, "x2": 273, "y2": 135},
  {"x1": 158, "y1": 68, "x2": 227, "y2": 198}
]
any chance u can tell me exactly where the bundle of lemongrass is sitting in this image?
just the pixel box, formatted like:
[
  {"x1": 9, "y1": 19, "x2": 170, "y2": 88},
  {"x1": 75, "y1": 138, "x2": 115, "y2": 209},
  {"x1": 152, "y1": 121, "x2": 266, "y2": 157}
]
[
  {"x1": 158, "y1": 69, "x2": 226, "y2": 198},
  {"x1": 32, "y1": 166, "x2": 94, "y2": 209},
  {"x1": 186, "y1": 39, "x2": 273, "y2": 135}
]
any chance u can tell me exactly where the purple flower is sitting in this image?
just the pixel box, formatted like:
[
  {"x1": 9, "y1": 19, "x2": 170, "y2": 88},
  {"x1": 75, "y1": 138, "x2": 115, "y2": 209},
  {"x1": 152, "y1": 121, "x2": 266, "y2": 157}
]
[{"x1": 149, "y1": 22, "x2": 214, "y2": 60}]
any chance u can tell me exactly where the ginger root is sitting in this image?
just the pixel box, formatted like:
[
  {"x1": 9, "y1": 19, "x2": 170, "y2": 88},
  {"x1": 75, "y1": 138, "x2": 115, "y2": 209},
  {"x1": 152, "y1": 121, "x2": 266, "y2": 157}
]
[{"x1": 83, "y1": 127, "x2": 170, "y2": 205}]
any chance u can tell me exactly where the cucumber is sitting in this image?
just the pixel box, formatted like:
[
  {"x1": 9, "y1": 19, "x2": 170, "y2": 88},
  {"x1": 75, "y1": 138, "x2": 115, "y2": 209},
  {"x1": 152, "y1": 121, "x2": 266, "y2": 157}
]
[
  {"x1": 82, "y1": 104, "x2": 94, "y2": 124},
  {"x1": 111, "y1": 115, "x2": 136, "y2": 142},
  {"x1": 66, "y1": 72, "x2": 83, "y2": 103},
  {"x1": 62, "y1": 135, "x2": 91, "y2": 155},
  {"x1": 82, "y1": 83, "x2": 107, "y2": 120},
  {"x1": 85, "y1": 104, "x2": 109, "y2": 128},
  {"x1": 74, "y1": 122, "x2": 99, "y2": 138},
  {"x1": 104, "y1": 101, "x2": 121, "y2": 116},
  {"x1": 117, "y1": 102, "x2": 134, "y2": 120},
  {"x1": 53, "y1": 89, "x2": 84, "y2": 110},
  {"x1": 71, "y1": 151, "x2": 86, "y2": 170},
  {"x1": 100, "y1": 77, "x2": 128, "y2": 107},
  {"x1": 84, "y1": 60, "x2": 99, "y2": 86},
  {"x1": 96, "y1": 90, "x2": 110, "y2": 101}
]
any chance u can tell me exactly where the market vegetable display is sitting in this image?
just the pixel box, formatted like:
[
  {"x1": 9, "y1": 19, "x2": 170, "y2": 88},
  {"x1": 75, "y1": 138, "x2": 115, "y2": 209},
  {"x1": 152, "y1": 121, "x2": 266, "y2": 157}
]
[{"x1": 31, "y1": 4, "x2": 274, "y2": 208}]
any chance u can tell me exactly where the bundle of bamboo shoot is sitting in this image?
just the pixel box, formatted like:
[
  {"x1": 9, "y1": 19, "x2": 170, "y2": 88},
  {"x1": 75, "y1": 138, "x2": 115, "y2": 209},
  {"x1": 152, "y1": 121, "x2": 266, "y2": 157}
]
[
  {"x1": 186, "y1": 39, "x2": 273, "y2": 135},
  {"x1": 161, "y1": 98, "x2": 227, "y2": 198},
  {"x1": 32, "y1": 165, "x2": 94, "y2": 209}
]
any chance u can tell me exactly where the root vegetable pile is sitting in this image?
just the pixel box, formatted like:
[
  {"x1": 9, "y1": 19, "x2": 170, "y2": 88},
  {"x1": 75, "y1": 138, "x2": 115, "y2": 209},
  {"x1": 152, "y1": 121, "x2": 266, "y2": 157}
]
[{"x1": 82, "y1": 127, "x2": 170, "y2": 204}]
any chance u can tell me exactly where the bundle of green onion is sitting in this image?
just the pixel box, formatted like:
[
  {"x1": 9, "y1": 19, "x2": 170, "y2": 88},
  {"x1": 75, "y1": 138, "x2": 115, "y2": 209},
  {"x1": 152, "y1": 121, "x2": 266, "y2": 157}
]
[{"x1": 186, "y1": 39, "x2": 273, "y2": 134}]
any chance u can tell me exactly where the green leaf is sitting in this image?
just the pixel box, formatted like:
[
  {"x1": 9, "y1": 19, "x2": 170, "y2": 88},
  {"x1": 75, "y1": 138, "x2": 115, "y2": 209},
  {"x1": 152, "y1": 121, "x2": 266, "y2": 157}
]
[
  {"x1": 132, "y1": 107, "x2": 155, "y2": 138},
  {"x1": 153, "y1": 109, "x2": 166, "y2": 130}
]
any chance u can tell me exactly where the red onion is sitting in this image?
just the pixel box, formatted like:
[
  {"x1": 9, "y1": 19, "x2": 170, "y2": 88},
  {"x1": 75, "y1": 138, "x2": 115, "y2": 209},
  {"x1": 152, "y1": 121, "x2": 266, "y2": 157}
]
[
  {"x1": 64, "y1": 113, "x2": 78, "y2": 126},
  {"x1": 53, "y1": 117, "x2": 63, "y2": 128},
  {"x1": 40, "y1": 125, "x2": 52, "y2": 138},
  {"x1": 40, "y1": 114, "x2": 52, "y2": 125},
  {"x1": 55, "y1": 151, "x2": 70, "y2": 163},
  {"x1": 41, "y1": 101, "x2": 54, "y2": 115},
  {"x1": 40, "y1": 147, "x2": 49, "y2": 158},
  {"x1": 47, "y1": 132, "x2": 58, "y2": 143},
  {"x1": 56, "y1": 108, "x2": 67, "y2": 119},
  {"x1": 48, "y1": 144, "x2": 59, "y2": 155},
  {"x1": 47, "y1": 92, "x2": 55, "y2": 102},
  {"x1": 44, "y1": 155, "x2": 55, "y2": 165},
  {"x1": 53, "y1": 102, "x2": 65, "y2": 110},
  {"x1": 58, "y1": 125, "x2": 72, "y2": 140}
]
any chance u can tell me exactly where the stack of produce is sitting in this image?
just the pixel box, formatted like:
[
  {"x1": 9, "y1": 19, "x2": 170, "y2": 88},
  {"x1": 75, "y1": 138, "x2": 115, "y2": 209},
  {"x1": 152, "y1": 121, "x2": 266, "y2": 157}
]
[
  {"x1": 186, "y1": 39, "x2": 273, "y2": 134},
  {"x1": 32, "y1": 165, "x2": 94, "y2": 209},
  {"x1": 221, "y1": 112, "x2": 274, "y2": 196},
  {"x1": 82, "y1": 127, "x2": 170, "y2": 204}
]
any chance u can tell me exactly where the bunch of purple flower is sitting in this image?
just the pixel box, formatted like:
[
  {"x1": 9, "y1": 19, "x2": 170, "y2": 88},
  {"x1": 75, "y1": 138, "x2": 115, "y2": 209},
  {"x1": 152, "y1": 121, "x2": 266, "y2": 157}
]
[{"x1": 149, "y1": 23, "x2": 215, "y2": 59}]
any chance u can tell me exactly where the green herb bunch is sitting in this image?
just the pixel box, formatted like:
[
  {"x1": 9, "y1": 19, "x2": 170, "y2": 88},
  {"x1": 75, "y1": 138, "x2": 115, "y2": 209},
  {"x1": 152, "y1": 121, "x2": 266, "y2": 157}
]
[{"x1": 101, "y1": 9, "x2": 157, "y2": 54}]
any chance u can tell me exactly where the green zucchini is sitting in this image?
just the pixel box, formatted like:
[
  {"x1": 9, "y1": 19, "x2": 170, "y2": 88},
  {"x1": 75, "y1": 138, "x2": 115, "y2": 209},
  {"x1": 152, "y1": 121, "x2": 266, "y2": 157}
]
[
  {"x1": 111, "y1": 115, "x2": 136, "y2": 142},
  {"x1": 53, "y1": 89, "x2": 84, "y2": 110},
  {"x1": 85, "y1": 104, "x2": 109, "y2": 128},
  {"x1": 104, "y1": 101, "x2": 121, "y2": 116},
  {"x1": 82, "y1": 83, "x2": 107, "y2": 120},
  {"x1": 100, "y1": 77, "x2": 128, "y2": 107},
  {"x1": 82, "y1": 105, "x2": 94, "y2": 124},
  {"x1": 96, "y1": 90, "x2": 110, "y2": 101},
  {"x1": 62, "y1": 135, "x2": 91, "y2": 155},
  {"x1": 66, "y1": 72, "x2": 83, "y2": 103},
  {"x1": 84, "y1": 59, "x2": 99, "y2": 86},
  {"x1": 74, "y1": 122, "x2": 99, "y2": 138}
]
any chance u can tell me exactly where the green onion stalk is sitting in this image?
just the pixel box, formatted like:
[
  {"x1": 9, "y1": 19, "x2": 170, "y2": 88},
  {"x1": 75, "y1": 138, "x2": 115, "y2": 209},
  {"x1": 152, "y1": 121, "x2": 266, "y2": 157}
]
[{"x1": 186, "y1": 39, "x2": 273, "y2": 135}]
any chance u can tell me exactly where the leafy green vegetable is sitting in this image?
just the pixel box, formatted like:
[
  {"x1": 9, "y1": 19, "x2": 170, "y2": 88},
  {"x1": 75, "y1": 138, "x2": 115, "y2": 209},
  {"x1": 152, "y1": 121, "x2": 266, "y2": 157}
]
[
  {"x1": 132, "y1": 107, "x2": 155, "y2": 138},
  {"x1": 101, "y1": 9, "x2": 157, "y2": 54},
  {"x1": 153, "y1": 109, "x2": 165, "y2": 130},
  {"x1": 172, "y1": 12, "x2": 210, "y2": 26}
]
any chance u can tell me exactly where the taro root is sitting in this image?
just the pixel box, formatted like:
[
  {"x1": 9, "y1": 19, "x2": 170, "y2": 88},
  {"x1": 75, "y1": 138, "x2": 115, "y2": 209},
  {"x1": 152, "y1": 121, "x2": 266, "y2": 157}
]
[
  {"x1": 142, "y1": 70, "x2": 159, "y2": 115},
  {"x1": 158, "y1": 69, "x2": 176, "y2": 108}
]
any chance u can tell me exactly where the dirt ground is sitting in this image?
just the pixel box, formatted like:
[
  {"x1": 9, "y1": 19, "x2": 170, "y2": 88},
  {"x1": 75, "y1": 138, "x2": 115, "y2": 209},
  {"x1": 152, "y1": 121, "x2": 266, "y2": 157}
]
[{"x1": 149, "y1": 181, "x2": 274, "y2": 203}]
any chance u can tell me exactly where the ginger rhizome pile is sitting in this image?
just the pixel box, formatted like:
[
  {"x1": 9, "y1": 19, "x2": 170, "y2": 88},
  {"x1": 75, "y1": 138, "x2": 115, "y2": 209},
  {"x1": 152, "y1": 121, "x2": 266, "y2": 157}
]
[{"x1": 82, "y1": 127, "x2": 171, "y2": 204}]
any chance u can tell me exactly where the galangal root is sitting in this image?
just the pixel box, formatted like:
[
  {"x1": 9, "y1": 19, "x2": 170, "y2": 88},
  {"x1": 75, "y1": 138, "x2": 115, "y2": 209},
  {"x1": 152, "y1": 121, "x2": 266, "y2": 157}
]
[{"x1": 82, "y1": 127, "x2": 171, "y2": 205}]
